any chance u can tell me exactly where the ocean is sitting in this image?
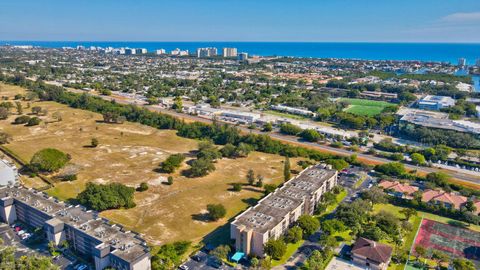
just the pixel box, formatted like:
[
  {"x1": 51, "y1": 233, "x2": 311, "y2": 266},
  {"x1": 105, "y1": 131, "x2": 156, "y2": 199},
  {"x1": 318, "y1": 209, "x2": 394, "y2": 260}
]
[
  {"x1": 2, "y1": 41, "x2": 480, "y2": 65},
  {"x1": 2, "y1": 41, "x2": 480, "y2": 91}
]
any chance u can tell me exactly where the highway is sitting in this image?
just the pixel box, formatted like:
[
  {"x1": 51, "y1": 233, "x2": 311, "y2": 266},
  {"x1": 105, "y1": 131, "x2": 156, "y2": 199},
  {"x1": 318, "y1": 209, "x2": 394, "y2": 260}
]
[{"x1": 65, "y1": 88, "x2": 480, "y2": 186}]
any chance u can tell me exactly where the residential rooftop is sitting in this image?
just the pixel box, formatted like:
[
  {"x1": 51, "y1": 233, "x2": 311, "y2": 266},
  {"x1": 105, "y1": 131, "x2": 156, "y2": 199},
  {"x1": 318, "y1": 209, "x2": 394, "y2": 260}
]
[
  {"x1": 232, "y1": 164, "x2": 336, "y2": 233},
  {"x1": 0, "y1": 186, "x2": 149, "y2": 263}
]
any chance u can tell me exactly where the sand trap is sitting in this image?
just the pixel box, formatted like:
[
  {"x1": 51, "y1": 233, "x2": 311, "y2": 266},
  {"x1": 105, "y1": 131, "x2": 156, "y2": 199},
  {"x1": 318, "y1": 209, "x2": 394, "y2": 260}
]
[
  {"x1": 111, "y1": 127, "x2": 153, "y2": 136},
  {"x1": 148, "y1": 176, "x2": 167, "y2": 186}
]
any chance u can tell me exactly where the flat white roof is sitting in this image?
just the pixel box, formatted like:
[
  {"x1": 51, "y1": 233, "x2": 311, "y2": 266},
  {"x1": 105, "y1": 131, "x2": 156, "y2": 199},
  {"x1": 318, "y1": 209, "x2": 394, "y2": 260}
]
[{"x1": 0, "y1": 160, "x2": 17, "y2": 186}]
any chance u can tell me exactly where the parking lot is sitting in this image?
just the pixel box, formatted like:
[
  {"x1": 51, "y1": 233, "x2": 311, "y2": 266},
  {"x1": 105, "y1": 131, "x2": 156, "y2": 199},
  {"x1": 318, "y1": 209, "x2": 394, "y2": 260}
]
[
  {"x1": 0, "y1": 222, "x2": 77, "y2": 269},
  {"x1": 181, "y1": 250, "x2": 239, "y2": 270}
]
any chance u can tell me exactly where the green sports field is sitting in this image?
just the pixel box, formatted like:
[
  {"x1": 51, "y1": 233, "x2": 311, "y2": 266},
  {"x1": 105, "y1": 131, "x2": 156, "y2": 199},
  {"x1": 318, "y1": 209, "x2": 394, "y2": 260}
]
[{"x1": 339, "y1": 98, "x2": 395, "y2": 117}]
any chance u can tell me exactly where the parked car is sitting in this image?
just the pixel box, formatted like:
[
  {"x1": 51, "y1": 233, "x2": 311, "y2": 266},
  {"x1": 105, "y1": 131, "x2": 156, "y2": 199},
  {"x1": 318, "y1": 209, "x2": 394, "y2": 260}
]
[{"x1": 178, "y1": 265, "x2": 189, "y2": 270}]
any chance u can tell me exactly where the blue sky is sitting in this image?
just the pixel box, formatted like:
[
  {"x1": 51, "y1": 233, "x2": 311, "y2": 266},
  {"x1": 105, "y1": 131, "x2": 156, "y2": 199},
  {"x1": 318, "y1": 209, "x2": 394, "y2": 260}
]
[{"x1": 1, "y1": 0, "x2": 479, "y2": 42}]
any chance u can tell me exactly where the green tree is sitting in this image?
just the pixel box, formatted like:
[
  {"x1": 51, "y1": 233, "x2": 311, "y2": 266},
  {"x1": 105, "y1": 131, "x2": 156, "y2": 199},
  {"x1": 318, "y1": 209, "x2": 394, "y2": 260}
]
[
  {"x1": 30, "y1": 148, "x2": 69, "y2": 172},
  {"x1": 285, "y1": 226, "x2": 303, "y2": 243},
  {"x1": 264, "y1": 184, "x2": 277, "y2": 194},
  {"x1": 26, "y1": 116, "x2": 41, "y2": 126},
  {"x1": 187, "y1": 158, "x2": 215, "y2": 177},
  {"x1": 232, "y1": 183, "x2": 242, "y2": 192},
  {"x1": 264, "y1": 239, "x2": 287, "y2": 260},
  {"x1": 172, "y1": 96, "x2": 183, "y2": 112},
  {"x1": 167, "y1": 176, "x2": 174, "y2": 185},
  {"x1": 206, "y1": 204, "x2": 226, "y2": 221},
  {"x1": 210, "y1": 245, "x2": 231, "y2": 260},
  {"x1": 300, "y1": 129, "x2": 321, "y2": 142},
  {"x1": 283, "y1": 157, "x2": 291, "y2": 181},
  {"x1": 263, "y1": 122, "x2": 273, "y2": 132},
  {"x1": 399, "y1": 208, "x2": 417, "y2": 221},
  {"x1": 247, "y1": 169, "x2": 255, "y2": 185},
  {"x1": 326, "y1": 158, "x2": 349, "y2": 171},
  {"x1": 297, "y1": 215, "x2": 320, "y2": 236},
  {"x1": 76, "y1": 182, "x2": 136, "y2": 211},
  {"x1": 279, "y1": 123, "x2": 302, "y2": 135},
  {"x1": 160, "y1": 154, "x2": 186, "y2": 173},
  {"x1": 374, "y1": 162, "x2": 406, "y2": 176},
  {"x1": 14, "y1": 115, "x2": 30, "y2": 124},
  {"x1": 452, "y1": 258, "x2": 476, "y2": 270},
  {"x1": 410, "y1": 153, "x2": 426, "y2": 166},
  {"x1": 304, "y1": 250, "x2": 324, "y2": 270}
]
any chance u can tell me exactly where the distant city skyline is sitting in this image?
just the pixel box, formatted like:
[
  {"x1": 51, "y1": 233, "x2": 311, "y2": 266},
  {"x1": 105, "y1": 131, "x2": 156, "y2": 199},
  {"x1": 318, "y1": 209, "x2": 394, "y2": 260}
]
[{"x1": 0, "y1": 0, "x2": 479, "y2": 42}]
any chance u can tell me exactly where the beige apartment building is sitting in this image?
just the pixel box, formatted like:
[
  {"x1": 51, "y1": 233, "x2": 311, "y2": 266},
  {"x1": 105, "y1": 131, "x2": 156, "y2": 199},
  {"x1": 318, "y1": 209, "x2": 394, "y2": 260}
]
[{"x1": 230, "y1": 164, "x2": 338, "y2": 256}]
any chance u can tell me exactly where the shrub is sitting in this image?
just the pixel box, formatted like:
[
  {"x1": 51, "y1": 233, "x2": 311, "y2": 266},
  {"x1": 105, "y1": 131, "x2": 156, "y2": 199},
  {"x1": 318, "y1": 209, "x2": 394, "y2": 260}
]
[
  {"x1": 160, "y1": 154, "x2": 185, "y2": 173},
  {"x1": 137, "y1": 182, "x2": 149, "y2": 192},
  {"x1": 13, "y1": 115, "x2": 30, "y2": 124},
  {"x1": 232, "y1": 183, "x2": 242, "y2": 192},
  {"x1": 91, "y1": 138, "x2": 99, "y2": 147},
  {"x1": 26, "y1": 117, "x2": 41, "y2": 126},
  {"x1": 206, "y1": 204, "x2": 226, "y2": 221}
]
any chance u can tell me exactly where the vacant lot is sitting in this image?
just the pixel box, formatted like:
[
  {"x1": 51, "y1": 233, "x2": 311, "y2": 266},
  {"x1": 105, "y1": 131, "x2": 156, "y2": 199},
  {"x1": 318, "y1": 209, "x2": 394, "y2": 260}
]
[
  {"x1": 0, "y1": 83, "x2": 304, "y2": 245},
  {"x1": 339, "y1": 98, "x2": 394, "y2": 117}
]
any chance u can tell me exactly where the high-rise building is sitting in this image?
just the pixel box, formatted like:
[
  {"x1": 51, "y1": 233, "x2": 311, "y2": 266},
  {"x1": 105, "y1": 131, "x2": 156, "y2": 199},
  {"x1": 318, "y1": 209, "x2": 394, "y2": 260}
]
[
  {"x1": 124, "y1": 48, "x2": 136, "y2": 55},
  {"x1": 155, "y1": 49, "x2": 166, "y2": 55},
  {"x1": 196, "y1": 47, "x2": 218, "y2": 58},
  {"x1": 458, "y1": 58, "x2": 467, "y2": 67},
  {"x1": 222, "y1": 47, "x2": 238, "y2": 58},
  {"x1": 237, "y1": 52, "x2": 248, "y2": 62},
  {"x1": 136, "y1": 48, "x2": 147, "y2": 54}
]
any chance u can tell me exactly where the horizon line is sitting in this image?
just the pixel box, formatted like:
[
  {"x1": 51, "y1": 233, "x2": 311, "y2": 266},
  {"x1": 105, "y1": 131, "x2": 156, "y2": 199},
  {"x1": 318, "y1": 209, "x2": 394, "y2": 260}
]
[{"x1": 2, "y1": 40, "x2": 480, "y2": 44}]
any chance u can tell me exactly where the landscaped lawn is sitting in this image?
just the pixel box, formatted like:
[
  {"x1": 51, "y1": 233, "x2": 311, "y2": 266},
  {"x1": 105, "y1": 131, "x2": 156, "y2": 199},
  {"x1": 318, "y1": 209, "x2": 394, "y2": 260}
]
[
  {"x1": 271, "y1": 240, "x2": 305, "y2": 267},
  {"x1": 339, "y1": 98, "x2": 395, "y2": 117},
  {"x1": 373, "y1": 204, "x2": 423, "y2": 270},
  {"x1": 264, "y1": 110, "x2": 308, "y2": 120}
]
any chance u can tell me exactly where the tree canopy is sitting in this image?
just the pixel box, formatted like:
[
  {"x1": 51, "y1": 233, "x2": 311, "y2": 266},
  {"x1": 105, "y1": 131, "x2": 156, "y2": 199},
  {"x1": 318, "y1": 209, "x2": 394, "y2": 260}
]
[{"x1": 30, "y1": 148, "x2": 69, "y2": 172}]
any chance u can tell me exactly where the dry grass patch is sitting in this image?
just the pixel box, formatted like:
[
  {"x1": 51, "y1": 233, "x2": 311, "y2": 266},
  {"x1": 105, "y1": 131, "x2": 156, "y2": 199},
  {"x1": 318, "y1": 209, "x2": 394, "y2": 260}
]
[{"x1": 0, "y1": 83, "x2": 305, "y2": 245}]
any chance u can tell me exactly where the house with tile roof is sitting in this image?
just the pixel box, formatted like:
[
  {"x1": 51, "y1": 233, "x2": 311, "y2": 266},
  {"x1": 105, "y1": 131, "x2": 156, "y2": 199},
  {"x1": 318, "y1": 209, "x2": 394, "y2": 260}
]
[
  {"x1": 351, "y1": 237, "x2": 393, "y2": 270},
  {"x1": 378, "y1": 180, "x2": 419, "y2": 199},
  {"x1": 421, "y1": 190, "x2": 468, "y2": 210}
]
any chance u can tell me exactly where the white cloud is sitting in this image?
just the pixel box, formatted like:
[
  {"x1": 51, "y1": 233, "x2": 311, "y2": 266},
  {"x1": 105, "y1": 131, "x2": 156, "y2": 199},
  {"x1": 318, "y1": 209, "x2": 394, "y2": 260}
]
[{"x1": 441, "y1": 12, "x2": 480, "y2": 23}]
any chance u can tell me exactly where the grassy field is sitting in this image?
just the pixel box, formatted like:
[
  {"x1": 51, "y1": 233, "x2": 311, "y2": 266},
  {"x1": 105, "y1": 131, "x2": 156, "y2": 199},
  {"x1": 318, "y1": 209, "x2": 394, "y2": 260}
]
[
  {"x1": 263, "y1": 110, "x2": 308, "y2": 120},
  {"x1": 373, "y1": 204, "x2": 423, "y2": 270},
  {"x1": 0, "y1": 83, "x2": 306, "y2": 245},
  {"x1": 339, "y1": 98, "x2": 395, "y2": 117}
]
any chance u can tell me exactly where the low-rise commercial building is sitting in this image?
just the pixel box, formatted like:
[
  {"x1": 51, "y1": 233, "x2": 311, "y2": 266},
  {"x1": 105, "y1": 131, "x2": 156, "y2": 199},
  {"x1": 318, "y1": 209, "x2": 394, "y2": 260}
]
[
  {"x1": 230, "y1": 164, "x2": 338, "y2": 257},
  {"x1": 418, "y1": 95, "x2": 455, "y2": 111},
  {"x1": 270, "y1": 104, "x2": 316, "y2": 117},
  {"x1": 0, "y1": 186, "x2": 151, "y2": 270},
  {"x1": 398, "y1": 108, "x2": 480, "y2": 136}
]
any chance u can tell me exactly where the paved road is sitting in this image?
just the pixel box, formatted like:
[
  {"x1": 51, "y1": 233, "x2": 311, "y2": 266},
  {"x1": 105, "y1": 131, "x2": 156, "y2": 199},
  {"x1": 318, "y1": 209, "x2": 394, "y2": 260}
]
[{"x1": 64, "y1": 88, "x2": 480, "y2": 186}]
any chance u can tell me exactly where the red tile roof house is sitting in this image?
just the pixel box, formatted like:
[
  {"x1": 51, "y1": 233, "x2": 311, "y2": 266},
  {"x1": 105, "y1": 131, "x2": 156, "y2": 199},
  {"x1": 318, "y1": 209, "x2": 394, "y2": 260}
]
[
  {"x1": 378, "y1": 180, "x2": 419, "y2": 199},
  {"x1": 351, "y1": 237, "x2": 393, "y2": 270},
  {"x1": 421, "y1": 190, "x2": 468, "y2": 210}
]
